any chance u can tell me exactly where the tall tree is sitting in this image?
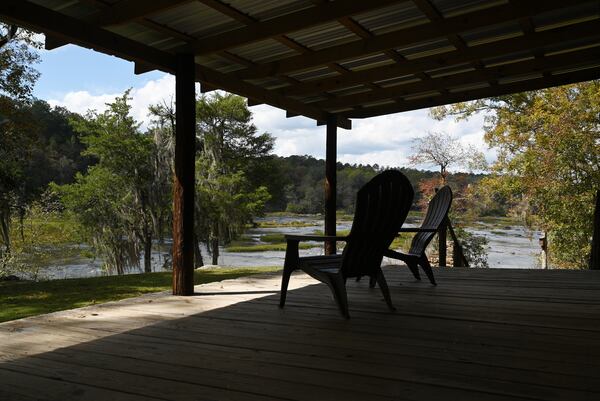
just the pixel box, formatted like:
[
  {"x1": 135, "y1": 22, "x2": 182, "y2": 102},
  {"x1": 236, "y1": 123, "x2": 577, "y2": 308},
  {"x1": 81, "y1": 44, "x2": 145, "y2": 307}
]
[
  {"x1": 195, "y1": 93, "x2": 271, "y2": 265},
  {"x1": 55, "y1": 92, "x2": 167, "y2": 274},
  {"x1": 431, "y1": 81, "x2": 600, "y2": 268},
  {"x1": 409, "y1": 131, "x2": 486, "y2": 185},
  {"x1": 0, "y1": 24, "x2": 40, "y2": 254}
]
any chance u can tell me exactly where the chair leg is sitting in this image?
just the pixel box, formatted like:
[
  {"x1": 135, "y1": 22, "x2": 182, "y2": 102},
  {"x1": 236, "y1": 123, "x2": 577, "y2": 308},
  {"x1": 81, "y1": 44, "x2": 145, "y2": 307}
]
[
  {"x1": 406, "y1": 259, "x2": 421, "y2": 281},
  {"x1": 419, "y1": 255, "x2": 437, "y2": 285},
  {"x1": 279, "y1": 267, "x2": 292, "y2": 308},
  {"x1": 375, "y1": 268, "x2": 396, "y2": 311},
  {"x1": 369, "y1": 275, "x2": 377, "y2": 288},
  {"x1": 280, "y1": 241, "x2": 299, "y2": 308},
  {"x1": 327, "y1": 274, "x2": 350, "y2": 319}
]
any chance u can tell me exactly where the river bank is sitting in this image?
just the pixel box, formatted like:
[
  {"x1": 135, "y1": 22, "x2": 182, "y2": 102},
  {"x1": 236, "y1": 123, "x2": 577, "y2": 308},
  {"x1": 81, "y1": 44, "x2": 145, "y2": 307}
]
[{"x1": 5, "y1": 213, "x2": 542, "y2": 281}]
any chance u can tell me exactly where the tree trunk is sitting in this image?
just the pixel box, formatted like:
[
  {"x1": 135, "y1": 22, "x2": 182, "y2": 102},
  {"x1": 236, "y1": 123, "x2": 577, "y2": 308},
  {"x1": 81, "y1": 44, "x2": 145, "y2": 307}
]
[
  {"x1": 211, "y1": 238, "x2": 219, "y2": 265},
  {"x1": 144, "y1": 232, "x2": 152, "y2": 273},
  {"x1": 0, "y1": 210, "x2": 11, "y2": 253},
  {"x1": 194, "y1": 234, "x2": 204, "y2": 267}
]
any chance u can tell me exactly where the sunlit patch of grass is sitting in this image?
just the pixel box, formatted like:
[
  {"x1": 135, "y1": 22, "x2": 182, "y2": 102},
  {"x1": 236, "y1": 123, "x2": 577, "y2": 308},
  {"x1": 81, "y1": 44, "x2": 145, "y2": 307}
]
[
  {"x1": 0, "y1": 267, "x2": 280, "y2": 323},
  {"x1": 259, "y1": 233, "x2": 286, "y2": 243},
  {"x1": 257, "y1": 220, "x2": 318, "y2": 228},
  {"x1": 225, "y1": 243, "x2": 316, "y2": 252}
]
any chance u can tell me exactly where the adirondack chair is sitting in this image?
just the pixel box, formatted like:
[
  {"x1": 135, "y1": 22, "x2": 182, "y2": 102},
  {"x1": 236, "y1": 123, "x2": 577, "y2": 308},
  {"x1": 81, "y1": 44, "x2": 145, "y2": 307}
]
[
  {"x1": 384, "y1": 186, "x2": 453, "y2": 286},
  {"x1": 279, "y1": 170, "x2": 414, "y2": 318}
]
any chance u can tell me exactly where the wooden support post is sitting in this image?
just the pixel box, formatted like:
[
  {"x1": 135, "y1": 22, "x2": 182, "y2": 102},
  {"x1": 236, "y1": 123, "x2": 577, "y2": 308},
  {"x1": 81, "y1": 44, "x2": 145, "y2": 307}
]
[
  {"x1": 590, "y1": 190, "x2": 600, "y2": 269},
  {"x1": 438, "y1": 218, "x2": 447, "y2": 267},
  {"x1": 172, "y1": 53, "x2": 196, "y2": 296},
  {"x1": 324, "y1": 115, "x2": 337, "y2": 255},
  {"x1": 447, "y1": 221, "x2": 467, "y2": 267}
]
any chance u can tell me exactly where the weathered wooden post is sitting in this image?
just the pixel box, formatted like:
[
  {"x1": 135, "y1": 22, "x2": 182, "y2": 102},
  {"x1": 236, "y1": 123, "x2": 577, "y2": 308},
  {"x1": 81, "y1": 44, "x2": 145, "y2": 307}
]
[
  {"x1": 438, "y1": 218, "x2": 447, "y2": 267},
  {"x1": 172, "y1": 53, "x2": 196, "y2": 295},
  {"x1": 324, "y1": 115, "x2": 337, "y2": 255},
  {"x1": 539, "y1": 232, "x2": 548, "y2": 269},
  {"x1": 590, "y1": 190, "x2": 600, "y2": 269}
]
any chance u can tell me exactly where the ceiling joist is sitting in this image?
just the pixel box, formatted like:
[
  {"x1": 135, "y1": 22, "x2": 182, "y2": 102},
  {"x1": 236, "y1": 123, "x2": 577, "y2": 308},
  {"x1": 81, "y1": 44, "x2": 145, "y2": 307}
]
[
  {"x1": 279, "y1": 20, "x2": 600, "y2": 97},
  {"x1": 344, "y1": 66, "x2": 600, "y2": 119},
  {"x1": 89, "y1": 0, "x2": 192, "y2": 27},
  {"x1": 316, "y1": 46, "x2": 600, "y2": 111},
  {"x1": 232, "y1": 0, "x2": 568, "y2": 80},
  {"x1": 181, "y1": 0, "x2": 399, "y2": 56},
  {"x1": 0, "y1": 0, "x2": 350, "y2": 129},
  {"x1": 1, "y1": 0, "x2": 599, "y2": 126}
]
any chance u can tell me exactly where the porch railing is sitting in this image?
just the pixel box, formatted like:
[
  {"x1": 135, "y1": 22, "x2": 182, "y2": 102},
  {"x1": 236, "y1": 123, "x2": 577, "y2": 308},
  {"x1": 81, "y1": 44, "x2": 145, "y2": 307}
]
[{"x1": 442, "y1": 218, "x2": 469, "y2": 268}]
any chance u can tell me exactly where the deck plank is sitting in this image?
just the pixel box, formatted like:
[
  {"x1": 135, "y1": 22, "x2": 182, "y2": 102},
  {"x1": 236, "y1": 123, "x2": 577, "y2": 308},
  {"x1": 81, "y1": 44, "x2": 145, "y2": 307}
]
[{"x1": 1, "y1": 267, "x2": 599, "y2": 401}]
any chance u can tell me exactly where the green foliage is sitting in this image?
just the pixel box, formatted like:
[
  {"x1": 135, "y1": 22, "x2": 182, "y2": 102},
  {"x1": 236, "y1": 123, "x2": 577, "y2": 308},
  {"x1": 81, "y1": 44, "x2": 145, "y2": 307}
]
[
  {"x1": 0, "y1": 200, "x2": 85, "y2": 280},
  {"x1": 271, "y1": 155, "x2": 482, "y2": 214},
  {"x1": 0, "y1": 267, "x2": 280, "y2": 323},
  {"x1": 455, "y1": 227, "x2": 489, "y2": 268},
  {"x1": 54, "y1": 92, "x2": 168, "y2": 274},
  {"x1": 433, "y1": 81, "x2": 600, "y2": 268},
  {"x1": 194, "y1": 93, "x2": 273, "y2": 264},
  {"x1": 0, "y1": 26, "x2": 41, "y2": 254}
]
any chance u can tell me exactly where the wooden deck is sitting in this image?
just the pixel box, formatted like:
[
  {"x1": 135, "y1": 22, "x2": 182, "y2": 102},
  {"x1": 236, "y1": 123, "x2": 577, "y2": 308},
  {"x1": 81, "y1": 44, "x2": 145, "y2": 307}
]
[{"x1": 1, "y1": 266, "x2": 599, "y2": 401}]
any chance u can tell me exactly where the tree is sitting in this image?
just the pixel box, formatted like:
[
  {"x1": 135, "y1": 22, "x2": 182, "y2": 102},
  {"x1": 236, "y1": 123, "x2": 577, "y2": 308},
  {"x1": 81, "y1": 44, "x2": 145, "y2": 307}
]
[
  {"x1": 55, "y1": 92, "x2": 168, "y2": 274},
  {"x1": 431, "y1": 81, "x2": 600, "y2": 268},
  {"x1": 195, "y1": 93, "x2": 272, "y2": 265},
  {"x1": 409, "y1": 131, "x2": 486, "y2": 185},
  {"x1": 0, "y1": 25, "x2": 40, "y2": 255}
]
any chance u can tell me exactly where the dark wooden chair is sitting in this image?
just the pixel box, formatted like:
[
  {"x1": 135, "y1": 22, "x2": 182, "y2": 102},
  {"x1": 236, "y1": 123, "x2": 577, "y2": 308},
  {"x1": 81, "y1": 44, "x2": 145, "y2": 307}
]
[
  {"x1": 279, "y1": 170, "x2": 414, "y2": 318},
  {"x1": 384, "y1": 186, "x2": 453, "y2": 286}
]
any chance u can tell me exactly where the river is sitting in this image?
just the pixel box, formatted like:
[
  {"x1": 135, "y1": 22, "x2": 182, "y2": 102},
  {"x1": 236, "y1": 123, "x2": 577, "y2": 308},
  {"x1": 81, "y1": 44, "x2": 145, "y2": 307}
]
[{"x1": 31, "y1": 214, "x2": 543, "y2": 280}]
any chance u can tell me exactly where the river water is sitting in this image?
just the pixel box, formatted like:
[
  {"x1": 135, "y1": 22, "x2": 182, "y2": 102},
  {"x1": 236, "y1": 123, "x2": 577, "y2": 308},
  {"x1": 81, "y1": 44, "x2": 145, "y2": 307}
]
[{"x1": 34, "y1": 215, "x2": 542, "y2": 280}]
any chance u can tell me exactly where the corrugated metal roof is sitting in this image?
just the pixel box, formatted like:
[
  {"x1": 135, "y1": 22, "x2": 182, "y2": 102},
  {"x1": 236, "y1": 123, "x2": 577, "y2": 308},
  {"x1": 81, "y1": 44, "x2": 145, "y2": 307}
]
[
  {"x1": 287, "y1": 21, "x2": 358, "y2": 51},
  {"x1": 353, "y1": 2, "x2": 427, "y2": 34},
  {"x1": 230, "y1": 0, "x2": 313, "y2": 22},
  {"x1": 229, "y1": 38, "x2": 298, "y2": 64},
  {"x1": 150, "y1": 2, "x2": 242, "y2": 39},
  {"x1": 3, "y1": 0, "x2": 600, "y2": 124}
]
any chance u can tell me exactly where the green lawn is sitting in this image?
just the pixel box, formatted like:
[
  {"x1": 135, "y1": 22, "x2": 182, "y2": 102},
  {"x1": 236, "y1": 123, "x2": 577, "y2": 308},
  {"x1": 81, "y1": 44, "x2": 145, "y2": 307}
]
[{"x1": 0, "y1": 267, "x2": 280, "y2": 323}]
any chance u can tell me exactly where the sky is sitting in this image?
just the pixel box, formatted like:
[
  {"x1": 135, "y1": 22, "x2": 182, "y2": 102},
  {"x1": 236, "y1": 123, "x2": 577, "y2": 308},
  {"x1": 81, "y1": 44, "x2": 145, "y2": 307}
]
[{"x1": 33, "y1": 43, "x2": 493, "y2": 170}]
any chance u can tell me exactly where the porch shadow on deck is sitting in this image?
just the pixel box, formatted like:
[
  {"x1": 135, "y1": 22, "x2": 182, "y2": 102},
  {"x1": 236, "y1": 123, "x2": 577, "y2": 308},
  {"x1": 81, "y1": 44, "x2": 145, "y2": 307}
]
[{"x1": 1, "y1": 267, "x2": 599, "y2": 401}]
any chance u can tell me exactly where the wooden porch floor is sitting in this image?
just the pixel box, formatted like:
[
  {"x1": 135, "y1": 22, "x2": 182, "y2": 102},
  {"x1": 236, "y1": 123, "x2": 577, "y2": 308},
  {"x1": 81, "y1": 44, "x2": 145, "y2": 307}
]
[{"x1": 1, "y1": 266, "x2": 599, "y2": 401}]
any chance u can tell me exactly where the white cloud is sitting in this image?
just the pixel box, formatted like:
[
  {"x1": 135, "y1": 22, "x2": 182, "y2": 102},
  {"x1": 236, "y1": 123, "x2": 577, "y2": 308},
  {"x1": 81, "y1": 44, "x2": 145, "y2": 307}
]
[
  {"x1": 47, "y1": 74, "x2": 177, "y2": 130},
  {"x1": 47, "y1": 74, "x2": 494, "y2": 169}
]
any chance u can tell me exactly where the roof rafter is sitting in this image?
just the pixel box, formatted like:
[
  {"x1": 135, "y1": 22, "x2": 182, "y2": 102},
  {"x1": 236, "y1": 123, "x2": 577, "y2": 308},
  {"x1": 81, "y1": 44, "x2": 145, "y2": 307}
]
[
  {"x1": 0, "y1": 0, "x2": 350, "y2": 129},
  {"x1": 182, "y1": 0, "x2": 399, "y2": 56},
  {"x1": 232, "y1": 0, "x2": 570, "y2": 80},
  {"x1": 343, "y1": 66, "x2": 600, "y2": 119},
  {"x1": 89, "y1": 0, "x2": 193, "y2": 26},
  {"x1": 278, "y1": 20, "x2": 600, "y2": 97},
  {"x1": 315, "y1": 46, "x2": 600, "y2": 110}
]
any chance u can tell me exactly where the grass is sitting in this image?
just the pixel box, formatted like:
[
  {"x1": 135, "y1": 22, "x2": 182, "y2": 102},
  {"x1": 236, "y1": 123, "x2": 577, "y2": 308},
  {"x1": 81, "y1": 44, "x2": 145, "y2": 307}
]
[
  {"x1": 225, "y1": 243, "x2": 316, "y2": 252},
  {"x1": 257, "y1": 220, "x2": 317, "y2": 228},
  {"x1": 259, "y1": 233, "x2": 286, "y2": 243},
  {"x1": 0, "y1": 267, "x2": 280, "y2": 323}
]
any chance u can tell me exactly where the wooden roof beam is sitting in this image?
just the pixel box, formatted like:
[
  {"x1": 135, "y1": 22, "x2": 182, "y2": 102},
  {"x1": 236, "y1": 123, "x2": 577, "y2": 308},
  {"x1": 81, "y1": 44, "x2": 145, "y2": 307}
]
[
  {"x1": 185, "y1": 0, "x2": 399, "y2": 56},
  {"x1": 88, "y1": 0, "x2": 193, "y2": 26},
  {"x1": 343, "y1": 66, "x2": 600, "y2": 119},
  {"x1": 278, "y1": 19, "x2": 600, "y2": 97},
  {"x1": 0, "y1": 0, "x2": 350, "y2": 129},
  {"x1": 315, "y1": 46, "x2": 600, "y2": 110},
  {"x1": 232, "y1": 0, "x2": 571, "y2": 80}
]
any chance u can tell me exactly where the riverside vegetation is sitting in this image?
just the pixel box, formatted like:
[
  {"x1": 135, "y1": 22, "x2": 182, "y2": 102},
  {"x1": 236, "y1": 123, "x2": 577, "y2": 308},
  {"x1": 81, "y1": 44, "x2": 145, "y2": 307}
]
[{"x1": 1, "y1": 24, "x2": 598, "y2": 284}]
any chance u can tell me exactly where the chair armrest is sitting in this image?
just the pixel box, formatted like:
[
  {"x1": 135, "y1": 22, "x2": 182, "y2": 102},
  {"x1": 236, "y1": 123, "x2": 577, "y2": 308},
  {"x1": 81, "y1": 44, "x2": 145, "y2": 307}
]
[
  {"x1": 397, "y1": 228, "x2": 438, "y2": 234},
  {"x1": 285, "y1": 234, "x2": 349, "y2": 242}
]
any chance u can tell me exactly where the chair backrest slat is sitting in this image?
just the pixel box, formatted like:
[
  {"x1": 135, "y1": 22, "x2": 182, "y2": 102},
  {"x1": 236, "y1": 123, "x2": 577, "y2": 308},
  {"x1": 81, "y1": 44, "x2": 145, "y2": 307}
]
[
  {"x1": 408, "y1": 186, "x2": 453, "y2": 256},
  {"x1": 341, "y1": 170, "x2": 414, "y2": 278}
]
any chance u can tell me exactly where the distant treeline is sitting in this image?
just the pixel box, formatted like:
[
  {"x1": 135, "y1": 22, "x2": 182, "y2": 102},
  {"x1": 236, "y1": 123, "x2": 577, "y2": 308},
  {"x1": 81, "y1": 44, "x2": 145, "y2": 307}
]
[{"x1": 263, "y1": 155, "x2": 483, "y2": 214}]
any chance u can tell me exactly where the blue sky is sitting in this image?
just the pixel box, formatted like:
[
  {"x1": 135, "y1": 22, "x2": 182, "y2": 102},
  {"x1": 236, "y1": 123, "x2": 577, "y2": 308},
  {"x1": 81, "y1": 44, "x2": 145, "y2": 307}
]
[{"x1": 33, "y1": 44, "x2": 491, "y2": 170}]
